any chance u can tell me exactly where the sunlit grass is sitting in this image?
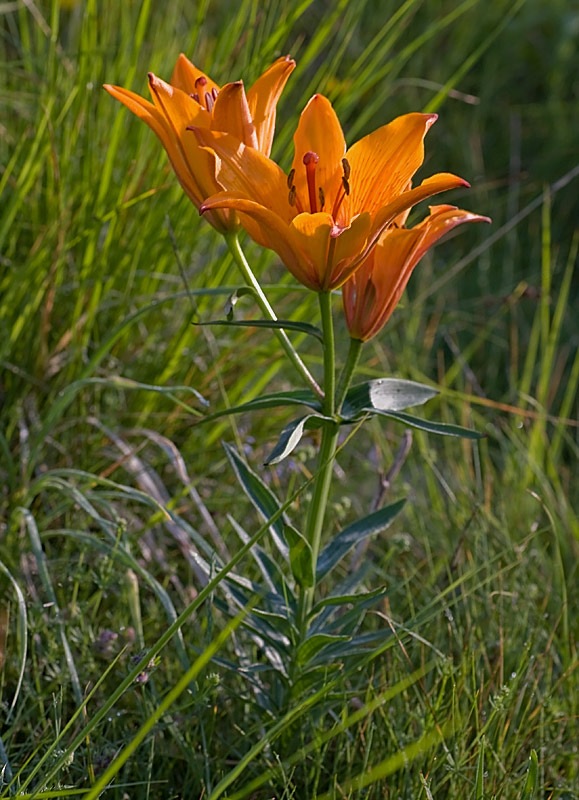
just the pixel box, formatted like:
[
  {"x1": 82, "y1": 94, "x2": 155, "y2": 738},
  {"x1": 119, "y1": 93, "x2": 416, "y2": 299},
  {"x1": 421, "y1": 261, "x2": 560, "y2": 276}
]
[{"x1": 1, "y1": 0, "x2": 577, "y2": 797}]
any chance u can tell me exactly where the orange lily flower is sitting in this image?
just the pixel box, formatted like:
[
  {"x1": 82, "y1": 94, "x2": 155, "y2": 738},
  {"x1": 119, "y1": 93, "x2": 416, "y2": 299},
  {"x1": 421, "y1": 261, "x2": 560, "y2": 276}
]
[
  {"x1": 104, "y1": 54, "x2": 295, "y2": 233},
  {"x1": 198, "y1": 95, "x2": 470, "y2": 290},
  {"x1": 342, "y1": 204, "x2": 491, "y2": 342}
]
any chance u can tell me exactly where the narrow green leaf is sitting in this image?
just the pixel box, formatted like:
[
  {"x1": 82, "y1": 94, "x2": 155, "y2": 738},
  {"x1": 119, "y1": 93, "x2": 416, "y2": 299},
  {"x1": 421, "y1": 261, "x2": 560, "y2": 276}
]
[
  {"x1": 224, "y1": 444, "x2": 288, "y2": 559},
  {"x1": 520, "y1": 750, "x2": 539, "y2": 800},
  {"x1": 311, "y1": 586, "x2": 388, "y2": 616},
  {"x1": 474, "y1": 740, "x2": 484, "y2": 799},
  {"x1": 341, "y1": 378, "x2": 438, "y2": 419},
  {"x1": 265, "y1": 414, "x2": 327, "y2": 466},
  {"x1": 199, "y1": 389, "x2": 322, "y2": 426},
  {"x1": 296, "y1": 633, "x2": 350, "y2": 665},
  {"x1": 285, "y1": 524, "x2": 315, "y2": 588},
  {"x1": 227, "y1": 514, "x2": 293, "y2": 600},
  {"x1": 317, "y1": 499, "x2": 406, "y2": 580},
  {"x1": 194, "y1": 317, "x2": 323, "y2": 342},
  {"x1": 374, "y1": 409, "x2": 484, "y2": 439}
]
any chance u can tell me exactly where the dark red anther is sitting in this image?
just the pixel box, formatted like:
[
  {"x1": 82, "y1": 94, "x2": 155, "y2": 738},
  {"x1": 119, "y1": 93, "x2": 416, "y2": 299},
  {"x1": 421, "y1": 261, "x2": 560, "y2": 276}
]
[
  {"x1": 205, "y1": 92, "x2": 215, "y2": 112},
  {"x1": 287, "y1": 168, "x2": 295, "y2": 190}
]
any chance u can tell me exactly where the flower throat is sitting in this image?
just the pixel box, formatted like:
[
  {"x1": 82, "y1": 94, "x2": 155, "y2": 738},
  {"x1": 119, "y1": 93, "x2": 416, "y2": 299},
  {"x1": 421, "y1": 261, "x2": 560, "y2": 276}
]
[{"x1": 287, "y1": 152, "x2": 351, "y2": 219}]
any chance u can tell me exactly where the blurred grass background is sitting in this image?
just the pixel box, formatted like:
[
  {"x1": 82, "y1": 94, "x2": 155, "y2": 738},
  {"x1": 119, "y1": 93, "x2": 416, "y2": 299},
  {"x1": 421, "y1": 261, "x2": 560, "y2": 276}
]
[{"x1": 0, "y1": 0, "x2": 577, "y2": 797}]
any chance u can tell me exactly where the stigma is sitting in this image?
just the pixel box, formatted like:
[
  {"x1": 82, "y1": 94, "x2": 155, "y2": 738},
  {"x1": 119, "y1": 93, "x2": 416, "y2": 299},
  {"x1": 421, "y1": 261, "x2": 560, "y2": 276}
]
[{"x1": 190, "y1": 76, "x2": 219, "y2": 112}]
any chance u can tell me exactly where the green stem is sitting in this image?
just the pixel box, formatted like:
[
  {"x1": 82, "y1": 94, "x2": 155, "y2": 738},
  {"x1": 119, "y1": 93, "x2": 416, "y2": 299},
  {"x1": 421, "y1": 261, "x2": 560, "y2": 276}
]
[
  {"x1": 225, "y1": 232, "x2": 322, "y2": 397},
  {"x1": 298, "y1": 291, "x2": 339, "y2": 637},
  {"x1": 335, "y1": 337, "x2": 363, "y2": 412}
]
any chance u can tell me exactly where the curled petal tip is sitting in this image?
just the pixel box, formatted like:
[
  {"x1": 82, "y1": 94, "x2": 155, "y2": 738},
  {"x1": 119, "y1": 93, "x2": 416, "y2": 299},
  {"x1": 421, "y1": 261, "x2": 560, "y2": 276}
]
[{"x1": 425, "y1": 113, "x2": 438, "y2": 129}]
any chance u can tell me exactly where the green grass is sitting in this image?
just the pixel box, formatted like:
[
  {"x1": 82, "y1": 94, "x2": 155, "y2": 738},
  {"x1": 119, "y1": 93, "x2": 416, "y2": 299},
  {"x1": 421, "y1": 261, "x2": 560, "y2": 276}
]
[{"x1": 1, "y1": 0, "x2": 577, "y2": 797}]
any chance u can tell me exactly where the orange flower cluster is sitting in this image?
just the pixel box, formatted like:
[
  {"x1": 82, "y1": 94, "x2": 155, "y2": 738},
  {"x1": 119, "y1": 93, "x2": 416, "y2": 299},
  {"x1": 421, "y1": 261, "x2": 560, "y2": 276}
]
[{"x1": 105, "y1": 55, "x2": 489, "y2": 340}]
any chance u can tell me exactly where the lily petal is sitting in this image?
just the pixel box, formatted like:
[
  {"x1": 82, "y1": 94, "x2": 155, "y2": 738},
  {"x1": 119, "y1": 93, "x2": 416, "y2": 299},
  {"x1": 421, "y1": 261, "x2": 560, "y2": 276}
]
[
  {"x1": 327, "y1": 212, "x2": 373, "y2": 289},
  {"x1": 211, "y1": 82, "x2": 258, "y2": 148},
  {"x1": 104, "y1": 82, "x2": 204, "y2": 204},
  {"x1": 368, "y1": 172, "x2": 470, "y2": 250},
  {"x1": 170, "y1": 53, "x2": 220, "y2": 98},
  {"x1": 194, "y1": 130, "x2": 291, "y2": 221},
  {"x1": 200, "y1": 192, "x2": 316, "y2": 287},
  {"x1": 247, "y1": 55, "x2": 296, "y2": 156},
  {"x1": 345, "y1": 112, "x2": 438, "y2": 217},
  {"x1": 291, "y1": 94, "x2": 346, "y2": 212},
  {"x1": 290, "y1": 212, "x2": 334, "y2": 288}
]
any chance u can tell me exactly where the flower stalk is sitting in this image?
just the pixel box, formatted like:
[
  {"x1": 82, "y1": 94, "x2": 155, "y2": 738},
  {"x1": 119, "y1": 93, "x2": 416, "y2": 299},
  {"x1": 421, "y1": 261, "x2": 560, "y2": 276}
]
[
  {"x1": 298, "y1": 291, "x2": 340, "y2": 638},
  {"x1": 225, "y1": 232, "x2": 322, "y2": 397}
]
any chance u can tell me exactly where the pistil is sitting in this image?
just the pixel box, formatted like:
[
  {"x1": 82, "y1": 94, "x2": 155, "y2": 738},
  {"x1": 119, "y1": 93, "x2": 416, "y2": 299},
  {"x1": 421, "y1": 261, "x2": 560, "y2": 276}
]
[{"x1": 303, "y1": 151, "x2": 320, "y2": 213}]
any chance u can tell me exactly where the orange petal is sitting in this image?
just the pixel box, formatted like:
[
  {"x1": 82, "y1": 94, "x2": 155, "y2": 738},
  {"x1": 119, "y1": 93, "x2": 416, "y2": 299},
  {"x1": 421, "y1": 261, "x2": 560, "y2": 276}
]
[
  {"x1": 291, "y1": 94, "x2": 346, "y2": 213},
  {"x1": 368, "y1": 172, "x2": 470, "y2": 251},
  {"x1": 344, "y1": 113, "x2": 438, "y2": 216},
  {"x1": 290, "y1": 213, "x2": 334, "y2": 289},
  {"x1": 200, "y1": 192, "x2": 316, "y2": 288},
  {"x1": 170, "y1": 53, "x2": 220, "y2": 98},
  {"x1": 147, "y1": 74, "x2": 220, "y2": 203},
  {"x1": 326, "y1": 213, "x2": 373, "y2": 289},
  {"x1": 211, "y1": 82, "x2": 258, "y2": 147},
  {"x1": 193, "y1": 129, "x2": 291, "y2": 220},
  {"x1": 247, "y1": 55, "x2": 296, "y2": 156},
  {"x1": 406, "y1": 204, "x2": 491, "y2": 261},
  {"x1": 148, "y1": 73, "x2": 210, "y2": 134}
]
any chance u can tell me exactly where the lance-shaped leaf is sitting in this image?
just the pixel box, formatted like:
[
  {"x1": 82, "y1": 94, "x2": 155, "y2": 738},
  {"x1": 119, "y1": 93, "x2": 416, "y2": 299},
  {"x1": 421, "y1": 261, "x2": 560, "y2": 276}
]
[
  {"x1": 317, "y1": 498, "x2": 406, "y2": 580},
  {"x1": 296, "y1": 633, "x2": 350, "y2": 666},
  {"x1": 199, "y1": 388, "x2": 322, "y2": 426},
  {"x1": 264, "y1": 414, "x2": 329, "y2": 465},
  {"x1": 371, "y1": 409, "x2": 484, "y2": 439},
  {"x1": 284, "y1": 524, "x2": 315, "y2": 588},
  {"x1": 195, "y1": 317, "x2": 324, "y2": 342},
  {"x1": 341, "y1": 378, "x2": 438, "y2": 420},
  {"x1": 224, "y1": 443, "x2": 289, "y2": 559}
]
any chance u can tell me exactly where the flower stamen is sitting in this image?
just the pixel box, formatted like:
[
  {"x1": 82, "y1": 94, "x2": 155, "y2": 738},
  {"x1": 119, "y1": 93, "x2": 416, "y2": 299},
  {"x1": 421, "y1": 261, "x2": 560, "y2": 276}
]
[
  {"x1": 331, "y1": 157, "x2": 351, "y2": 220},
  {"x1": 190, "y1": 77, "x2": 219, "y2": 112}
]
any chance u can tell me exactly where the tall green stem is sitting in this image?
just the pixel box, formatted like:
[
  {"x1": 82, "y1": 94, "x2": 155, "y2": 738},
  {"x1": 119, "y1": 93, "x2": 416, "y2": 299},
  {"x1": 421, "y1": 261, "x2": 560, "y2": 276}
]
[
  {"x1": 298, "y1": 292, "x2": 340, "y2": 636},
  {"x1": 225, "y1": 232, "x2": 322, "y2": 397}
]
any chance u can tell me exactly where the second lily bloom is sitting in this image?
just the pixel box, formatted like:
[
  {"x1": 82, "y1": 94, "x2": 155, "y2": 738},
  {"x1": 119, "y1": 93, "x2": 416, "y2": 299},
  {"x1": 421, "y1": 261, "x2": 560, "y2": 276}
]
[{"x1": 104, "y1": 54, "x2": 296, "y2": 233}]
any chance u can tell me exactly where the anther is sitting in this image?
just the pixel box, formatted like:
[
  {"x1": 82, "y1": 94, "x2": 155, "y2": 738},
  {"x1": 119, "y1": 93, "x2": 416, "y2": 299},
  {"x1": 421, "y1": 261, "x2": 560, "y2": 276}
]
[
  {"x1": 190, "y1": 93, "x2": 200, "y2": 102},
  {"x1": 205, "y1": 91, "x2": 215, "y2": 112},
  {"x1": 318, "y1": 187, "x2": 325, "y2": 210},
  {"x1": 288, "y1": 186, "x2": 297, "y2": 207},
  {"x1": 342, "y1": 158, "x2": 351, "y2": 181},
  {"x1": 287, "y1": 168, "x2": 295, "y2": 190},
  {"x1": 341, "y1": 176, "x2": 350, "y2": 195}
]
